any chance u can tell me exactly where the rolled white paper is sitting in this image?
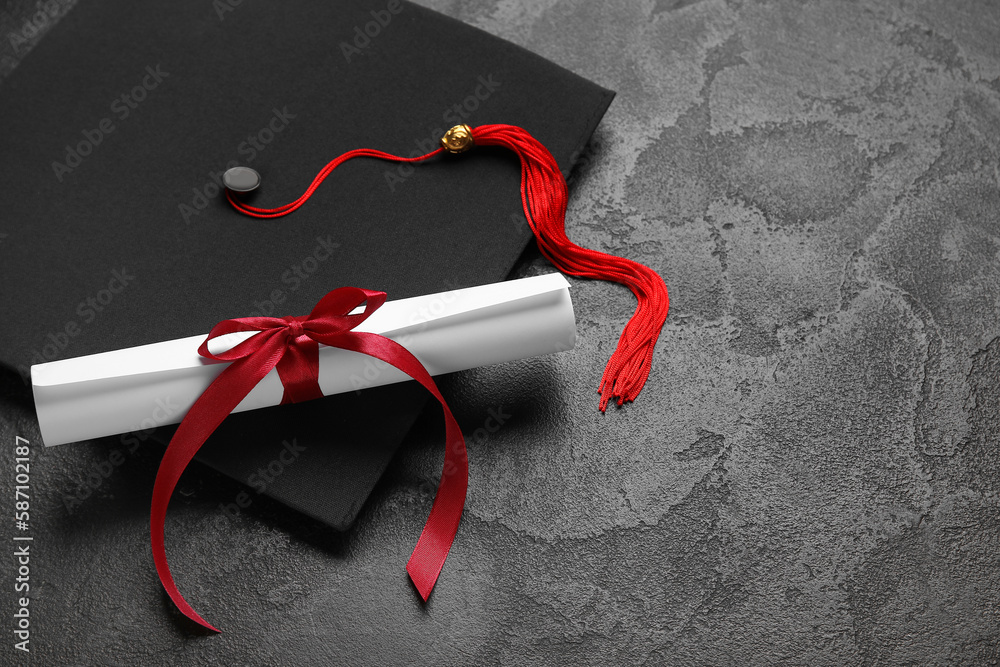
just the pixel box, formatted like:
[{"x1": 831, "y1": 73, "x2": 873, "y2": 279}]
[{"x1": 32, "y1": 273, "x2": 576, "y2": 447}]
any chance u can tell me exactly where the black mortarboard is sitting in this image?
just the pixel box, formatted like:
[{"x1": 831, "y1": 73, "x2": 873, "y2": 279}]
[{"x1": 0, "y1": 0, "x2": 613, "y2": 528}]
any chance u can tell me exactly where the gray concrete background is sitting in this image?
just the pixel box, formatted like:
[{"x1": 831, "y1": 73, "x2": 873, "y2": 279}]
[{"x1": 2, "y1": 0, "x2": 999, "y2": 664}]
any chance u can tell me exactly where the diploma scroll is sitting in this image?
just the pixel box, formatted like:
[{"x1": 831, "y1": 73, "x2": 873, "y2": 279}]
[{"x1": 32, "y1": 273, "x2": 576, "y2": 446}]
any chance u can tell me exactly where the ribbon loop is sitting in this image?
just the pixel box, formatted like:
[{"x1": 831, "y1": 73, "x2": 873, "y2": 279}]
[{"x1": 151, "y1": 287, "x2": 467, "y2": 632}]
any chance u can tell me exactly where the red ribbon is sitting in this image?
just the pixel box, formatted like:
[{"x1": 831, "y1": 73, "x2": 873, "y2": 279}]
[{"x1": 150, "y1": 287, "x2": 468, "y2": 632}]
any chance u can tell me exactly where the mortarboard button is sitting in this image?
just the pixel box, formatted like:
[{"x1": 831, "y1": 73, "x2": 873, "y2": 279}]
[{"x1": 223, "y1": 166, "x2": 261, "y2": 192}]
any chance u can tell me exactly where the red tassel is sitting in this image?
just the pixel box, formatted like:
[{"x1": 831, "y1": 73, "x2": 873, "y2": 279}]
[
  {"x1": 472, "y1": 124, "x2": 669, "y2": 410},
  {"x1": 226, "y1": 124, "x2": 670, "y2": 410}
]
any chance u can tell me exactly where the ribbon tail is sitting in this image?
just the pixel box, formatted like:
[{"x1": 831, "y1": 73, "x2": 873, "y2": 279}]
[
  {"x1": 329, "y1": 332, "x2": 468, "y2": 601},
  {"x1": 277, "y1": 335, "x2": 323, "y2": 404},
  {"x1": 151, "y1": 334, "x2": 287, "y2": 632}
]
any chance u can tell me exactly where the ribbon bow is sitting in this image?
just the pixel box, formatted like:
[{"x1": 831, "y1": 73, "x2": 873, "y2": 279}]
[{"x1": 150, "y1": 287, "x2": 468, "y2": 632}]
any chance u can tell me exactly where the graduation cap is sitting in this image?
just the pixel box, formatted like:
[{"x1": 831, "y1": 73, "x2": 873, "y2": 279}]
[{"x1": 0, "y1": 0, "x2": 616, "y2": 528}]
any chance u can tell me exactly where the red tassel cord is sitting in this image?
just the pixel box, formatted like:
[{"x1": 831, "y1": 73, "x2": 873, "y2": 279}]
[
  {"x1": 472, "y1": 125, "x2": 669, "y2": 409},
  {"x1": 227, "y1": 124, "x2": 670, "y2": 410}
]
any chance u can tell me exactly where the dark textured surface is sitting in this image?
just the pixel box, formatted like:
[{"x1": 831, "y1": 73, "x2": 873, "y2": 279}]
[{"x1": 2, "y1": 0, "x2": 1000, "y2": 664}]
